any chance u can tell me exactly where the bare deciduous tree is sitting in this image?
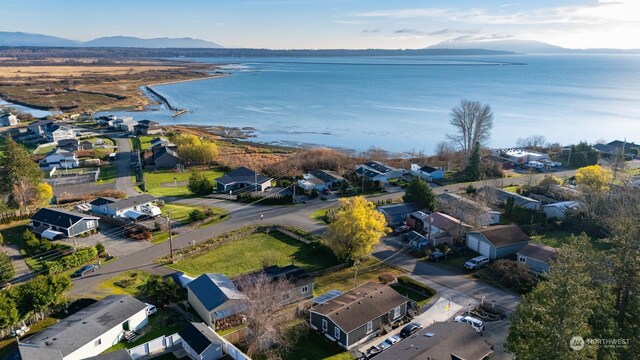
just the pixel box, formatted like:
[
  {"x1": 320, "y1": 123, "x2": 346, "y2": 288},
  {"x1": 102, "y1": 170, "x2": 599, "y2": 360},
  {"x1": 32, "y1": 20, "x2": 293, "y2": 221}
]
[
  {"x1": 516, "y1": 135, "x2": 548, "y2": 150},
  {"x1": 447, "y1": 99, "x2": 494, "y2": 157},
  {"x1": 434, "y1": 141, "x2": 455, "y2": 163},
  {"x1": 610, "y1": 148, "x2": 628, "y2": 180},
  {"x1": 236, "y1": 274, "x2": 305, "y2": 359}
]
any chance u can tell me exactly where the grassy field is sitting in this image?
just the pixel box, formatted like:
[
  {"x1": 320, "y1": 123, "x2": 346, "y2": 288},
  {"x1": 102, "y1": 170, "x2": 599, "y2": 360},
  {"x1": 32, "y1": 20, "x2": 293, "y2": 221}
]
[
  {"x1": 283, "y1": 332, "x2": 354, "y2": 360},
  {"x1": 390, "y1": 283, "x2": 433, "y2": 308},
  {"x1": 530, "y1": 229, "x2": 609, "y2": 250},
  {"x1": 169, "y1": 231, "x2": 341, "y2": 278},
  {"x1": 33, "y1": 144, "x2": 56, "y2": 155},
  {"x1": 104, "y1": 309, "x2": 187, "y2": 353},
  {"x1": 502, "y1": 185, "x2": 520, "y2": 193},
  {"x1": 144, "y1": 167, "x2": 224, "y2": 197},
  {"x1": 98, "y1": 164, "x2": 117, "y2": 183},
  {"x1": 314, "y1": 258, "x2": 405, "y2": 295},
  {"x1": 310, "y1": 207, "x2": 332, "y2": 224},
  {"x1": 162, "y1": 203, "x2": 197, "y2": 224},
  {"x1": 95, "y1": 270, "x2": 154, "y2": 298}
]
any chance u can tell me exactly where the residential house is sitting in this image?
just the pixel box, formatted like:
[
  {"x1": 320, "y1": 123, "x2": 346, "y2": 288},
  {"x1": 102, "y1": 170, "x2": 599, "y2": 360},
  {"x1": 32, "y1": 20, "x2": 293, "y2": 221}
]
[
  {"x1": 27, "y1": 119, "x2": 55, "y2": 135},
  {"x1": 150, "y1": 137, "x2": 175, "y2": 149},
  {"x1": 437, "y1": 192, "x2": 501, "y2": 227},
  {"x1": 477, "y1": 186, "x2": 542, "y2": 210},
  {"x1": 466, "y1": 225, "x2": 530, "y2": 260},
  {"x1": 143, "y1": 146, "x2": 180, "y2": 169},
  {"x1": 187, "y1": 273, "x2": 249, "y2": 329},
  {"x1": 89, "y1": 194, "x2": 158, "y2": 219},
  {"x1": 482, "y1": 154, "x2": 515, "y2": 170},
  {"x1": 309, "y1": 282, "x2": 410, "y2": 349},
  {"x1": 503, "y1": 149, "x2": 547, "y2": 164},
  {"x1": 0, "y1": 112, "x2": 19, "y2": 126},
  {"x1": 298, "y1": 169, "x2": 345, "y2": 192},
  {"x1": 410, "y1": 163, "x2": 444, "y2": 181},
  {"x1": 80, "y1": 140, "x2": 95, "y2": 150},
  {"x1": 215, "y1": 166, "x2": 272, "y2": 193},
  {"x1": 57, "y1": 139, "x2": 80, "y2": 152},
  {"x1": 355, "y1": 161, "x2": 403, "y2": 183},
  {"x1": 593, "y1": 143, "x2": 615, "y2": 157},
  {"x1": 377, "y1": 203, "x2": 420, "y2": 226},
  {"x1": 543, "y1": 200, "x2": 580, "y2": 219},
  {"x1": 517, "y1": 243, "x2": 557, "y2": 274},
  {"x1": 18, "y1": 295, "x2": 148, "y2": 360},
  {"x1": 374, "y1": 322, "x2": 493, "y2": 360},
  {"x1": 406, "y1": 211, "x2": 473, "y2": 242},
  {"x1": 133, "y1": 120, "x2": 163, "y2": 135},
  {"x1": 40, "y1": 148, "x2": 80, "y2": 169},
  {"x1": 45, "y1": 124, "x2": 76, "y2": 144},
  {"x1": 178, "y1": 322, "x2": 225, "y2": 360},
  {"x1": 30, "y1": 208, "x2": 99, "y2": 239},
  {"x1": 607, "y1": 140, "x2": 640, "y2": 157},
  {"x1": 235, "y1": 265, "x2": 314, "y2": 305},
  {"x1": 113, "y1": 116, "x2": 138, "y2": 133}
]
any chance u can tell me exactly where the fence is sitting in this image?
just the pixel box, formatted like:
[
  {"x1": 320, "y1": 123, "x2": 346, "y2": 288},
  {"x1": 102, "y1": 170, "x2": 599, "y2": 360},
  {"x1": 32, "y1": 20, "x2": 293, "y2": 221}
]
[
  {"x1": 222, "y1": 326, "x2": 249, "y2": 344},
  {"x1": 128, "y1": 333, "x2": 182, "y2": 359},
  {"x1": 308, "y1": 262, "x2": 350, "y2": 277},
  {"x1": 270, "y1": 226, "x2": 310, "y2": 244},
  {"x1": 0, "y1": 210, "x2": 34, "y2": 225},
  {"x1": 213, "y1": 328, "x2": 252, "y2": 360}
]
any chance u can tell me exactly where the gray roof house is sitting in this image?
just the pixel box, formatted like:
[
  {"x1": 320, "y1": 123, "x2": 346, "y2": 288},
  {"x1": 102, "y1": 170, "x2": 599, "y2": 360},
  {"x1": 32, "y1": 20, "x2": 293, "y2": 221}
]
[
  {"x1": 309, "y1": 282, "x2": 410, "y2": 350},
  {"x1": 89, "y1": 194, "x2": 157, "y2": 218},
  {"x1": 298, "y1": 169, "x2": 345, "y2": 191},
  {"x1": 19, "y1": 295, "x2": 148, "y2": 360},
  {"x1": 134, "y1": 120, "x2": 163, "y2": 135},
  {"x1": 355, "y1": 161, "x2": 403, "y2": 183},
  {"x1": 56, "y1": 139, "x2": 80, "y2": 152},
  {"x1": 377, "y1": 203, "x2": 420, "y2": 226},
  {"x1": 517, "y1": 243, "x2": 557, "y2": 274},
  {"x1": 410, "y1": 163, "x2": 445, "y2": 181},
  {"x1": 235, "y1": 265, "x2": 315, "y2": 305},
  {"x1": 215, "y1": 166, "x2": 272, "y2": 193},
  {"x1": 374, "y1": 322, "x2": 493, "y2": 360},
  {"x1": 437, "y1": 192, "x2": 501, "y2": 227},
  {"x1": 45, "y1": 124, "x2": 76, "y2": 144},
  {"x1": 478, "y1": 186, "x2": 542, "y2": 210},
  {"x1": 187, "y1": 273, "x2": 249, "y2": 329},
  {"x1": 178, "y1": 322, "x2": 225, "y2": 360},
  {"x1": 31, "y1": 208, "x2": 99, "y2": 239},
  {"x1": 39, "y1": 148, "x2": 80, "y2": 170},
  {"x1": 0, "y1": 112, "x2": 19, "y2": 126},
  {"x1": 150, "y1": 146, "x2": 180, "y2": 169},
  {"x1": 543, "y1": 201, "x2": 580, "y2": 220},
  {"x1": 466, "y1": 225, "x2": 530, "y2": 260}
]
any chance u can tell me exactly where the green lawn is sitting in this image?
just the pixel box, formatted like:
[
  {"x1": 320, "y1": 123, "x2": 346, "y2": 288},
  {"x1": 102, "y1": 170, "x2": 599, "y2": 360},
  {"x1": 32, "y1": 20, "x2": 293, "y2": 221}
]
[
  {"x1": 162, "y1": 203, "x2": 197, "y2": 224},
  {"x1": 33, "y1": 144, "x2": 56, "y2": 155},
  {"x1": 310, "y1": 208, "x2": 331, "y2": 224},
  {"x1": 390, "y1": 283, "x2": 433, "y2": 308},
  {"x1": 502, "y1": 185, "x2": 520, "y2": 193},
  {"x1": 314, "y1": 258, "x2": 405, "y2": 295},
  {"x1": 169, "y1": 231, "x2": 340, "y2": 278},
  {"x1": 98, "y1": 164, "x2": 116, "y2": 183},
  {"x1": 283, "y1": 332, "x2": 354, "y2": 360},
  {"x1": 144, "y1": 167, "x2": 224, "y2": 197},
  {"x1": 96, "y1": 270, "x2": 154, "y2": 298},
  {"x1": 86, "y1": 136, "x2": 115, "y2": 147},
  {"x1": 530, "y1": 229, "x2": 610, "y2": 250},
  {"x1": 431, "y1": 251, "x2": 481, "y2": 275},
  {"x1": 150, "y1": 231, "x2": 170, "y2": 245},
  {"x1": 104, "y1": 309, "x2": 187, "y2": 353}
]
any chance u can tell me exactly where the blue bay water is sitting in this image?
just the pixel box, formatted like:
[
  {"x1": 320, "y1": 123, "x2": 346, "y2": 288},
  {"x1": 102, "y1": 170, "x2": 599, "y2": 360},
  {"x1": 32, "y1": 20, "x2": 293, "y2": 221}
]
[{"x1": 97, "y1": 54, "x2": 640, "y2": 154}]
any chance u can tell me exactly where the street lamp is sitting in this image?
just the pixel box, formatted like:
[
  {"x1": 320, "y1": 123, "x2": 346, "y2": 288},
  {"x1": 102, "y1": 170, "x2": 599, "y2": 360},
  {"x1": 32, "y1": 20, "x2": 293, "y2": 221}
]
[{"x1": 481, "y1": 296, "x2": 485, "y2": 306}]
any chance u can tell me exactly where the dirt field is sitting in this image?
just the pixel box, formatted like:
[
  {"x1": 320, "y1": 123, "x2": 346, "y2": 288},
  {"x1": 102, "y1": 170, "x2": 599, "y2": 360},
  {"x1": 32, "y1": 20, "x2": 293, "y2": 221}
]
[{"x1": 0, "y1": 58, "x2": 218, "y2": 112}]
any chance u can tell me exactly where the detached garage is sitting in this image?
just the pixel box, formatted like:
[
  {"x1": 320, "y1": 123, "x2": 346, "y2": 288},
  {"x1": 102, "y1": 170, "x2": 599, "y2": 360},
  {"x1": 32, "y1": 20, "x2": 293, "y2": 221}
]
[{"x1": 466, "y1": 225, "x2": 530, "y2": 260}]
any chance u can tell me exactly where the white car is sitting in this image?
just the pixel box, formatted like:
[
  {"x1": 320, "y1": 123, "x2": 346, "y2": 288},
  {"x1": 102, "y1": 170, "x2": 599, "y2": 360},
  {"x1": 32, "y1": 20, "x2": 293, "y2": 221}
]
[
  {"x1": 385, "y1": 335, "x2": 402, "y2": 346},
  {"x1": 454, "y1": 315, "x2": 485, "y2": 333},
  {"x1": 145, "y1": 303, "x2": 157, "y2": 316},
  {"x1": 464, "y1": 256, "x2": 489, "y2": 270}
]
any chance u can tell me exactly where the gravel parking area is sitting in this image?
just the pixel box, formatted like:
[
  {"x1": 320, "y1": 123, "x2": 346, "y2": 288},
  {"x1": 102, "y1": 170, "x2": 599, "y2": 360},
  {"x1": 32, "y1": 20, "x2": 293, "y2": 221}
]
[{"x1": 56, "y1": 222, "x2": 154, "y2": 258}]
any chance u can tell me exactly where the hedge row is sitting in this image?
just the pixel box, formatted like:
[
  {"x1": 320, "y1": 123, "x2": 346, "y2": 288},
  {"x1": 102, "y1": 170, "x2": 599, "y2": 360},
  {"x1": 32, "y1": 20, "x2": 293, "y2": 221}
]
[
  {"x1": 397, "y1": 276, "x2": 437, "y2": 297},
  {"x1": 45, "y1": 247, "x2": 98, "y2": 274}
]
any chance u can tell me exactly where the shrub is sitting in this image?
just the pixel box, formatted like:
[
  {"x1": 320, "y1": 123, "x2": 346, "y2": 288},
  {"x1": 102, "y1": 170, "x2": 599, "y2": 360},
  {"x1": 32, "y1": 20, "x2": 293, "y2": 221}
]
[
  {"x1": 22, "y1": 230, "x2": 52, "y2": 255},
  {"x1": 477, "y1": 259, "x2": 538, "y2": 294},
  {"x1": 45, "y1": 247, "x2": 98, "y2": 274},
  {"x1": 189, "y1": 209, "x2": 207, "y2": 222},
  {"x1": 397, "y1": 276, "x2": 437, "y2": 297},
  {"x1": 95, "y1": 242, "x2": 105, "y2": 254},
  {"x1": 156, "y1": 199, "x2": 165, "y2": 208},
  {"x1": 378, "y1": 273, "x2": 396, "y2": 284}
]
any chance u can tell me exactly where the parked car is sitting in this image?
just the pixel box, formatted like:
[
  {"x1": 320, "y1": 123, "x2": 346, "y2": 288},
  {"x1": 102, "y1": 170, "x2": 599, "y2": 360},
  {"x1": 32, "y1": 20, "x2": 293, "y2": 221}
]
[
  {"x1": 365, "y1": 345, "x2": 381, "y2": 358},
  {"x1": 72, "y1": 264, "x2": 99, "y2": 278},
  {"x1": 374, "y1": 341, "x2": 391, "y2": 352},
  {"x1": 385, "y1": 335, "x2": 402, "y2": 346},
  {"x1": 145, "y1": 303, "x2": 157, "y2": 316},
  {"x1": 10, "y1": 325, "x2": 30, "y2": 337},
  {"x1": 393, "y1": 225, "x2": 411, "y2": 236},
  {"x1": 428, "y1": 251, "x2": 446, "y2": 262},
  {"x1": 464, "y1": 256, "x2": 490, "y2": 270},
  {"x1": 400, "y1": 322, "x2": 423, "y2": 338},
  {"x1": 454, "y1": 315, "x2": 485, "y2": 333}
]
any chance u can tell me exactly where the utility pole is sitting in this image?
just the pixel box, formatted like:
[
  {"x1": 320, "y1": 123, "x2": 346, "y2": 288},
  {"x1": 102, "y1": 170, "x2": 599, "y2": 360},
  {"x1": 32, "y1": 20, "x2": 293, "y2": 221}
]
[
  {"x1": 353, "y1": 261, "x2": 359, "y2": 288},
  {"x1": 567, "y1": 147, "x2": 572, "y2": 166},
  {"x1": 69, "y1": 219, "x2": 77, "y2": 250},
  {"x1": 166, "y1": 214, "x2": 173, "y2": 263}
]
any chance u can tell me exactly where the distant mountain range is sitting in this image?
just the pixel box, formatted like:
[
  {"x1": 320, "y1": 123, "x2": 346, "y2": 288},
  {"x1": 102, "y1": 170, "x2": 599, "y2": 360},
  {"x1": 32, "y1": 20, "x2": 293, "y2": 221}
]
[
  {"x1": 0, "y1": 32, "x2": 222, "y2": 48},
  {"x1": 427, "y1": 39, "x2": 640, "y2": 54}
]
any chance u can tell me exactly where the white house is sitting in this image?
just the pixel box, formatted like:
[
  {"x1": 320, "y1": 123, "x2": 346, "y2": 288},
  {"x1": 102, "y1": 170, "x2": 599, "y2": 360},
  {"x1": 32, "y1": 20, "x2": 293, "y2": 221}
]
[
  {"x1": 410, "y1": 164, "x2": 444, "y2": 181},
  {"x1": 113, "y1": 116, "x2": 138, "y2": 133},
  {"x1": 0, "y1": 112, "x2": 19, "y2": 126},
  {"x1": 502, "y1": 149, "x2": 547, "y2": 164},
  {"x1": 89, "y1": 194, "x2": 158, "y2": 219},
  {"x1": 19, "y1": 295, "x2": 148, "y2": 360},
  {"x1": 543, "y1": 201, "x2": 580, "y2": 219},
  {"x1": 40, "y1": 148, "x2": 79, "y2": 169},
  {"x1": 298, "y1": 169, "x2": 345, "y2": 191},
  {"x1": 45, "y1": 125, "x2": 76, "y2": 143}
]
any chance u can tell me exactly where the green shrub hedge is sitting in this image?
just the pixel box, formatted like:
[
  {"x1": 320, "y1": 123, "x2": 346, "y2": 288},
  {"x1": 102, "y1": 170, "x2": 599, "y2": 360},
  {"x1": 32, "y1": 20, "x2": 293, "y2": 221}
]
[
  {"x1": 397, "y1": 276, "x2": 437, "y2": 297},
  {"x1": 45, "y1": 247, "x2": 98, "y2": 274}
]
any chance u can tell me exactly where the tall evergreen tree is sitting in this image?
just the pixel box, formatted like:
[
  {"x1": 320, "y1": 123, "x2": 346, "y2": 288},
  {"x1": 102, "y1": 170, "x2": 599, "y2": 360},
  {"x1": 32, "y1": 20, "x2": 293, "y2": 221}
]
[
  {"x1": 464, "y1": 142, "x2": 483, "y2": 181},
  {"x1": 0, "y1": 252, "x2": 15, "y2": 286},
  {"x1": 0, "y1": 136, "x2": 45, "y2": 208},
  {"x1": 402, "y1": 177, "x2": 436, "y2": 211}
]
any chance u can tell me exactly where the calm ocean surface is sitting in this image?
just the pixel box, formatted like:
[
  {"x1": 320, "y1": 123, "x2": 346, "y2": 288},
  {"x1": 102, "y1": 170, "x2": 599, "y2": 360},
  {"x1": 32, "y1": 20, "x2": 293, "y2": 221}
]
[{"x1": 98, "y1": 54, "x2": 640, "y2": 154}]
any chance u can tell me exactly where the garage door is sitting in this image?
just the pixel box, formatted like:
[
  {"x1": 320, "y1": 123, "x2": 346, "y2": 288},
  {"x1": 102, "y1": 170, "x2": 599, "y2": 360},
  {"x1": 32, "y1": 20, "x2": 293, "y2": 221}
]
[
  {"x1": 479, "y1": 241, "x2": 491, "y2": 257},
  {"x1": 467, "y1": 237, "x2": 478, "y2": 252}
]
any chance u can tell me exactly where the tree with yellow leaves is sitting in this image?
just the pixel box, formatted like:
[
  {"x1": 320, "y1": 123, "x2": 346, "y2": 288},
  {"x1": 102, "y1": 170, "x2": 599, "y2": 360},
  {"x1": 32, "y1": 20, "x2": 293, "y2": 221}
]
[
  {"x1": 575, "y1": 165, "x2": 613, "y2": 222},
  {"x1": 35, "y1": 183, "x2": 53, "y2": 207},
  {"x1": 324, "y1": 196, "x2": 389, "y2": 262}
]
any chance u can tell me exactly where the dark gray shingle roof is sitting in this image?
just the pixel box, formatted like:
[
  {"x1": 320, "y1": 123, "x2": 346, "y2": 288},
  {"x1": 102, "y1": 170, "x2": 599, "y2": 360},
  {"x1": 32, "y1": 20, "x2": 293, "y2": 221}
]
[
  {"x1": 187, "y1": 273, "x2": 247, "y2": 312},
  {"x1": 31, "y1": 208, "x2": 98, "y2": 228},
  {"x1": 178, "y1": 322, "x2": 224, "y2": 355}
]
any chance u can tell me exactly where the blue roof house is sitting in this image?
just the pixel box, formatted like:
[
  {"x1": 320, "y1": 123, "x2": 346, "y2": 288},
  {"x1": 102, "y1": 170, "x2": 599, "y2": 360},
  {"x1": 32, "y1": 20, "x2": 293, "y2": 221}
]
[{"x1": 186, "y1": 273, "x2": 249, "y2": 330}]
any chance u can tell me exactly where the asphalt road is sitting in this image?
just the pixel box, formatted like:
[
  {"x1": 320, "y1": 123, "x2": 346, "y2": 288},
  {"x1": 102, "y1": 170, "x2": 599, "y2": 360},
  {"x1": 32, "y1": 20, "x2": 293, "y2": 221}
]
[{"x1": 113, "y1": 135, "x2": 139, "y2": 196}]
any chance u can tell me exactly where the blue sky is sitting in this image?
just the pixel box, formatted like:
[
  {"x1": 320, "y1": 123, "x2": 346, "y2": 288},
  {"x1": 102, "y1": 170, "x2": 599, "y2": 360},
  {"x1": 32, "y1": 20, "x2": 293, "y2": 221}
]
[{"x1": 2, "y1": 0, "x2": 638, "y2": 49}]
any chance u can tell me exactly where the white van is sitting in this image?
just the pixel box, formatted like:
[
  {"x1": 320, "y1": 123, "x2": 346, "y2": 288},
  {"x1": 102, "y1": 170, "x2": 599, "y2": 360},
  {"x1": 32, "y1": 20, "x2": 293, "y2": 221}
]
[
  {"x1": 454, "y1": 315, "x2": 485, "y2": 333},
  {"x1": 145, "y1": 303, "x2": 157, "y2": 316},
  {"x1": 464, "y1": 256, "x2": 490, "y2": 270}
]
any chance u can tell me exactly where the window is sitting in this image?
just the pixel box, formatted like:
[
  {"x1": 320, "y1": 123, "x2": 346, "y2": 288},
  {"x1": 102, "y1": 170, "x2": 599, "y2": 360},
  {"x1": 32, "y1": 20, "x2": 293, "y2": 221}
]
[
  {"x1": 519, "y1": 256, "x2": 526, "y2": 263},
  {"x1": 334, "y1": 327, "x2": 340, "y2": 339},
  {"x1": 301, "y1": 286, "x2": 309, "y2": 293},
  {"x1": 322, "y1": 319, "x2": 328, "y2": 331},
  {"x1": 393, "y1": 306, "x2": 401, "y2": 319},
  {"x1": 366, "y1": 321, "x2": 373, "y2": 334},
  {"x1": 94, "y1": 338, "x2": 101, "y2": 346},
  {"x1": 87, "y1": 220, "x2": 95, "y2": 228}
]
